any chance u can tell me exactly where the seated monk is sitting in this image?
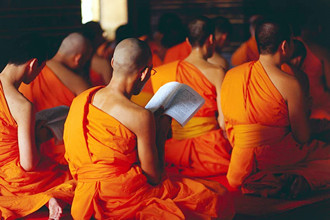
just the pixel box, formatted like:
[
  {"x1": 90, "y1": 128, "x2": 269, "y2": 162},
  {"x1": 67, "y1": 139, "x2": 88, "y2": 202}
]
[
  {"x1": 64, "y1": 38, "x2": 234, "y2": 219},
  {"x1": 0, "y1": 33, "x2": 74, "y2": 219},
  {"x1": 208, "y1": 16, "x2": 233, "y2": 71},
  {"x1": 231, "y1": 15, "x2": 263, "y2": 66},
  {"x1": 221, "y1": 19, "x2": 330, "y2": 199},
  {"x1": 151, "y1": 16, "x2": 232, "y2": 177},
  {"x1": 131, "y1": 13, "x2": 191, "y2": 107},
  {"x1": 19, "y1": 32, "x2": 92, "y2": 164},
  {"x1": 81, "y1": 21, "x2": 113, "y2": 86}
]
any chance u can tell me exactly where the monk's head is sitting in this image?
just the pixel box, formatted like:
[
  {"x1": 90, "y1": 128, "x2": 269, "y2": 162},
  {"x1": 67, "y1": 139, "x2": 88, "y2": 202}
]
[
  {"x1": 255, "y1": 19, "x2": 293, "y2": 61},
  {"x1": 112, "y1": 38, "x2": 152, "y2": 95},
  {"x1": 249, "y1": 15, "x2": 264, "y2": 37},
  {"x1": 213, "y1": 16, "x2": 232, "y2": 51},
  {"x1": 6, "y1": 33, "x2": 49, "y2": 83},
  {"x1": 187, "y1": 16, "x2": 215, "y2": 58},
  {"x1": 57, "y1": 32, "x2": 93, "y2": 71}
]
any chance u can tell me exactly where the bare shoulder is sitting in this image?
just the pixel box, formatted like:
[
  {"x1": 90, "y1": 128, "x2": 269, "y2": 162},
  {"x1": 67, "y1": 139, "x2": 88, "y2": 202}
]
[
  {"x1": 268, "y1": 67, "x2": 302, "y2": 101},
  {"x1": 93, "y1": 90, "x2": 153, "y2": 135},
  {"x1": 198, "y1": 60, "x2": 226, "y2": 86}
]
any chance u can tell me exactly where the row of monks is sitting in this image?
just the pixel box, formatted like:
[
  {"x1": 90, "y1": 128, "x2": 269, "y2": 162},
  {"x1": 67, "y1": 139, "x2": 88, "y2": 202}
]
[{"x1": 0, "y1": 13, "x2": 329, "y2": 220}]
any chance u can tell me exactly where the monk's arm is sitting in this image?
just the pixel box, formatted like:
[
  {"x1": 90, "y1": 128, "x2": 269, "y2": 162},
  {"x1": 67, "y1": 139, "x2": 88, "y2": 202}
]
[
  {"x1": 214, "y1": 68, "x2": 226, "y2": 131},
  {"x1": 15, "y1": 101, "x2": 40, "y2": 171},
  {"x1": 135, "y1": 110, "x2": 162, "y2": 185},
  {"x1": 286, "y1": 78, "x2": 310, "y2": 143}
]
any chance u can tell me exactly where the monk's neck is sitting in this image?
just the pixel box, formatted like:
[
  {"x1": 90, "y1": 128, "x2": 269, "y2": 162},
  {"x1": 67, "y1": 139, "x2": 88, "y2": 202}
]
[
  {"x1": 259, "y1": 54, "x2": 283, "y2": 68},
  {"x1": 51, "y1": 55, "x2": 73, "y2": 71},
  {"x1": 107, "y1": 77, "x2": 133, "y2": 99},
  {"x1": 0, "y1": 64, "x2": 26, "y2": 89},
  {"x1": 186, "y1": 48, "x2": 208, "y2": 62}
]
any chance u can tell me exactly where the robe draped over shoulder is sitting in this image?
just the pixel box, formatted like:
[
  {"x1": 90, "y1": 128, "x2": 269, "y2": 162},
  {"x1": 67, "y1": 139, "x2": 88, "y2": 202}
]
[
  {"x1": 64, "y1": 87, "x2": 234, "y2": 220},
  {"x1": 0, "y1": 82, "x2": 74, "y2": 219},
  {"x1": 221, "y1": 61, "x2": 330, "y2": 193},
  {"x1": 231, "y1": 37, "x2": 259, "y2": 66}
]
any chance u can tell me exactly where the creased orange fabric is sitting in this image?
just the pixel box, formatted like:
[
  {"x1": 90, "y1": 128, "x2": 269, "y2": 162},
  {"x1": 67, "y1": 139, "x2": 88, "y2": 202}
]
[
  {"x1": 299, "y1": 38, "x2": 330, "y2": 120},
  {"x1": 231, "y1": 37, "x2": 259, "y2": 66},
  {"x1": 64, "y1": 87, "x2": 234, "y2": 220},
  {"x1": 153, "y1": 61, "x2": 231, "y2": 177},
  {"x1": 19, "y1": 65, "x2": 76, "y2": 164},
  {"x1": 0, "y1": 82, "x2": 74, "y2": 219},
  {"x1": 221, "y1": 61, "x2": 330, "y2": 191}
]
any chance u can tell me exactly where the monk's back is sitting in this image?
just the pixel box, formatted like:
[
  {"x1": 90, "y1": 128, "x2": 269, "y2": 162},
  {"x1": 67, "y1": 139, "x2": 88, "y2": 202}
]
[{"x1": 221, "y1": 61, "x2": 288, "y2": 126}]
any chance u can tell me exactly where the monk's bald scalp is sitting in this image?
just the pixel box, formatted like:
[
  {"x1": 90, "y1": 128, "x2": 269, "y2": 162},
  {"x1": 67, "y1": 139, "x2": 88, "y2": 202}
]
[
  {"x1": 112, "y1": 38, "x2": 152, "y2": 75},
  {"x1": 58, "y1": 32, "x2": 91, "y2": 56},
  {"x1": 255, "y1": 20, "x2": 292, "y2": 55},
  {"x1": 187, "y1": 16, "x2": 215, "y2": 47}
]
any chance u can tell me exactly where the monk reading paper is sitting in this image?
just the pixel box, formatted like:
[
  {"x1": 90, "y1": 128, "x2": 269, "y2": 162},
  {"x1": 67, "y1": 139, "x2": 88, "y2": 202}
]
[
  {"x1": 0, "y1": 33, "x2": 74, "y2": 220},
  {"x1": 64, "y1": 38, "x2": 234, "y2": 219},
  {"x1": 151, "y1": 16, "x2": 232, "y2": 177},
  {"x1": 221, "y1": 19, "x2": 330, "y2": 199}
]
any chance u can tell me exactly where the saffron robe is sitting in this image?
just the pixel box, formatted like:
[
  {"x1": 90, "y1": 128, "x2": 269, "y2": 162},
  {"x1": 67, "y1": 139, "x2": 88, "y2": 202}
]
[
  {"x1": 19, "y1": 65, "x2": 76, "y2": 164},
  {"x1": 0, "y1": 82, "x2": 74, "y2": 219},
  {"x1": 152, "y1": 61, "x2": 232, "y2": 177},
  {"x1": 231, "y1": 37, "x2": 259, "y2": 66},
  {"x1": 64, "y1": 87, "x2": 235, "y2": 220},
  {"x1": 221, "y1": 61, "x2": 330, "y2": 194}
]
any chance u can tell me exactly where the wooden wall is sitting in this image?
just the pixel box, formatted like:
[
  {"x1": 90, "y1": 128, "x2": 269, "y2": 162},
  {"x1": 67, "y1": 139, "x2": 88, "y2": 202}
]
[{"x1": 0, "y1": 0, "x2": 82, "y2": 68}]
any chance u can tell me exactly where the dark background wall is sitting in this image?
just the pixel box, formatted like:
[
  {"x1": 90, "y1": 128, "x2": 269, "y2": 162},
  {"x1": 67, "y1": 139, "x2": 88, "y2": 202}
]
[{"x1": 0, "y1": 0, "x2": 329, "y2": 68}]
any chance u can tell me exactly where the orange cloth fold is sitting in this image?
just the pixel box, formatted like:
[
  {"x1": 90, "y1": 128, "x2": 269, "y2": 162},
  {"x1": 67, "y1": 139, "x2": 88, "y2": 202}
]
[
  {"x1": 153, "y1": 60, "x2": 231, "y2": 177},
  {"x1": 221, "y1": 61, "x2": 330, "y2": 192},
  {"x1": 19, "y1": 65, "x2": 76, "y2": 164},
  {"x1": 0, "y1": 82, "x2": 73, "y2": 219},
  {"x1": 64, "y1": 87, "x2": 234, "y2": 219},
  {"x1": 231, "y1": 37, "x2": 259, "y2": 66}
]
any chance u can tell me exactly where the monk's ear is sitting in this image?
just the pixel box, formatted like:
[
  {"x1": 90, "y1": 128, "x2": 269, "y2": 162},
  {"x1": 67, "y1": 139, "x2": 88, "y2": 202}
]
[
  {"x1": 185, "y1": 37, "x2": 192, "y2": 47},
  {"x1": 27, "y1": 58, "x2": 38, "y2": 72},
  {"x1": 110, "y1": 58, "x2": 114, "y2": 68},
  {"x1": 281, "y1": 40, "x2": 290, "y2": 55},
  {"x1": 207, "y1": 34, "x2": 214, "y2": 46},
  {"x1": 73, "y1": 53, "x2": 82, "y2": 67},
  {"x1": 140, "y1": 67, "x2": 149, "y2": 81}
]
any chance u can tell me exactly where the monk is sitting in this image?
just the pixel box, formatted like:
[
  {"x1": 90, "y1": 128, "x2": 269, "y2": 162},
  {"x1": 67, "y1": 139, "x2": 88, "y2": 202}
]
[
  {"x1": 231, "y1": 15, "x2": 263, "y2": 66},
  {"x1": 208, "y1": 16, "x2": 232, "y2": 71},
  {"x1": 64, "y1": 38, "x2": 234, "y2": 219},
  {"x1": 221, "y1": 19, "x2": 330, "y2": 199},
  {"x1": 81, "y1": 21, "x2": 112, "y2": 86},
  {"x1": 19, "y1": 32, "x2": 92, "y2": 164},
  {"x1": 151, "y1": 16, "x2": 232, "y2": 177},
  {"x1": 0, "y1": 33, "x2": 74, "y2": 219},
  {"x1": 131, "y1": 13, "x2": 191, "y2": 107}
]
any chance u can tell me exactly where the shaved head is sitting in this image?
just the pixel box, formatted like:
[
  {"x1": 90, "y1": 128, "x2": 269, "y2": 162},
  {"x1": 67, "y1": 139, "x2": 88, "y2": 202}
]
[
  {"x1": 112, "y1": 38, "x2": 152, "y2": 75},
  {"x1": 58, "y1": 32, "x2": 91, "y2": 56}
]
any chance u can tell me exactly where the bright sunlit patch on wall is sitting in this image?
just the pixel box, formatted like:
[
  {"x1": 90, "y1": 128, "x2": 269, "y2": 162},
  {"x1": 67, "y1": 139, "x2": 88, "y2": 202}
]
[{"x1": 81, "y1": 0, "x2": 127, "y2": 40}]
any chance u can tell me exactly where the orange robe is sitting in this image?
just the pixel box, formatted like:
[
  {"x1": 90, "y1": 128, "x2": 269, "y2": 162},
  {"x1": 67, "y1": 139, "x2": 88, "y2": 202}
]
[
  {"x1": 19, "y1": 65, "x2": 76, "y2": 164},
  {"x1": 152, "y1": 61, "x2": 231, "y2": 177},
  {"x1": 221, "y1": 61, "x2": 330, "y2": 194},
  {"x1": 64, "y1": 87, "x2": 234, "y2": 220},
  {"x1": 231, "y1": 37, "x2": 259, "y2": 66},
  {"x1": 0, "y1": 82, "x2": 74, "y2": 219},
  {"x1": 299, "y1": 38, "x2": 330, "y2": 120},
  {"x1": 163, "y1": 41, "x2": 192, "y2": 64}
]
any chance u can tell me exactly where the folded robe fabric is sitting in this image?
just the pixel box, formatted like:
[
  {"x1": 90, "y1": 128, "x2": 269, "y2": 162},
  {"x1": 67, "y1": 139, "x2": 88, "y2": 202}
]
[
  {"x1": 221, "y1": 61, "x2": 330, "y2": 193},
  {"x1": 231, "y1": 37, "x2": 259, "y2": 66},
  {"x1": 152, "y1": 60, "x2": 232, "y2": 177},
  {"x1": 0, "y1": 82, "x2": 74, "y2": 219},
  {"x1": 19, "y1": 65, "x2": 76, "y2": 164},
  {"x1": 64, "y1": 87, "x2": 235, "y2": 220}
]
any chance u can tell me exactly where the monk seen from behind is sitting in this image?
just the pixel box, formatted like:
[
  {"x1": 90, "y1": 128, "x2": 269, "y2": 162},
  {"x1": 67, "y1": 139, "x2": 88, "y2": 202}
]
[{"x1": 64, "y1": 38, "x2": 234, "y2": 219}]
